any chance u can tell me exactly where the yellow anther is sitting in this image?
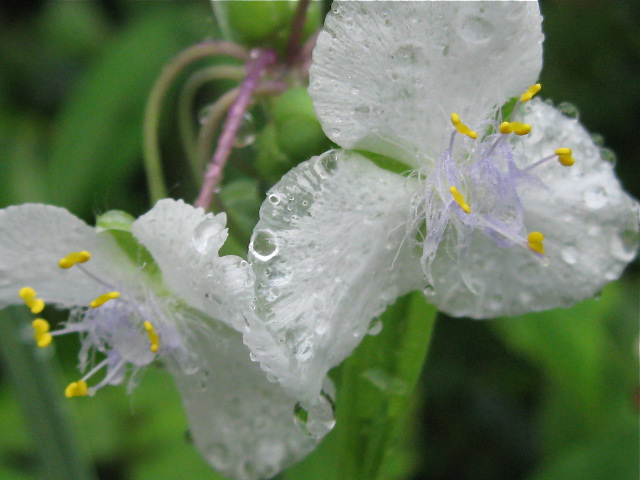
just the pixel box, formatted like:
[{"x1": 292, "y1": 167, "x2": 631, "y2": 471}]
[
  {"x1": 32, "y1": 319, "x2": 52, "y2": 347},
  {"x1": 527, "y1": 231, "x2": 545, "y2": 255},
  {"x1": 58, "y1": 251, "x2": 91, "y2": 269},
  {"x1": 19, "y1": 286, "x2": 45, "y2": 314},
  {"x1": 451, "y1": 113, "x2": 478, "y2": 139},
  {"x1": 499, "y1": 121, "x2": 531, "y2": 136},
  {"x1": 555, "y1": 147, "x2": 575, "y2": 167},
  {"x1": 449, "y1": 186, "x2": 471, "y2": 214},
  {"x1": 65, "y1": 380, "x2": 88, "y2": 398},
  {"x1": 89, "y1": 291, "x2": 120, "y2": 308},
  {"x1": 520, "y1": 83, "x2": 542, "y2": 103},
  {"x1": 143, "y1": 321, "x2": 160, "y2": 353}
]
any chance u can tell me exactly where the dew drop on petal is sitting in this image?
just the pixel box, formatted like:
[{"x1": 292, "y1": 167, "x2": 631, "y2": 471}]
[
  {"x1": 590, "y1": 132, "x2": 605, "y2": 146},
  {"x1": 368, "y1": 319, "x2": 383, "y2": 336},
  {"x1": 233, "y1": 113, "x2": 256, "y2": 148},
  {"x1": 192, "y1": 218, "x2": 223, "y2": 254},
  {"x1": 561, "y1": 246, "x2": 578, "y2": 265},
  {"x1": 422, "y1": 284, "x2": 436, "y2": 297},
  {"x1": 249, "y1": 229, "x2": 279, "y2": 262},
  {"x1": 583, "y1": 186, "x2": 608, "y2": 209},
  {"x1": 599, "y1": 147, "x2": 617, "y2": 167},
  {"x1": 557, "y1": 101, "x2": 579, "y2": 119},
  {"x1": 460, "y1": 16, "x2": 493, "y2": 44}
]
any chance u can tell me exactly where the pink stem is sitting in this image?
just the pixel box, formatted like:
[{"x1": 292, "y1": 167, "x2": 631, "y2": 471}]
[{"x1": 194, "y1": 49, "x2": 278, "y2": 210}]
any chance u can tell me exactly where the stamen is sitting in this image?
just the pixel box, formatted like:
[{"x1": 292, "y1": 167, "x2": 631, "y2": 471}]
[
  {"x1": 449, "y1": 186, "x2": 471, "y2": 214},
  {"x1": 18, "y1": 286, "x2": 45, "y2": 314},
  {"x1": 520, "y1": 83, "x2": 542, "y2": 103},
  {"x1": 90, "y1": 291, "x2": 120, "y2": 308},
  {"x1": 527, "y1": 231, "x2": 545, "y2": 255},
  {"x1": 143, "y1": 321, "x2": 160, "y2": 353},
  {"x1": 58, "y1": 251, "x2": 91, "y2": 269},
  {"x1": 555, "y1": 147, "x2": 575, "y2": 167},
  {"x1": 499, "y1": 121, "x2": 531, "y2": 136},
  {"x1": 65, "y1": 380, "x2": 88, "y2": 398},
  {"x1": 451, "y1": 113, "x2": 478, "y2": 139},
  {"x1": 32, "y1": 319, "x2": 52, "y2": 347}
]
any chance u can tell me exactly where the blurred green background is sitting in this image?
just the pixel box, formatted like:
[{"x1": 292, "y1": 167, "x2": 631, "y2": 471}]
[{"x1": 0, "y1": 1, "x2": 638, "y2": 480}]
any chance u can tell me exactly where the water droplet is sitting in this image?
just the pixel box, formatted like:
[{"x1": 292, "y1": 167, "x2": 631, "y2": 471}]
[
  {"x1": 233, "y1": 113, "x2": 256, "y2": 148},
  {"x1": 590, "y1": 132, "x2": 605, "y2": 146},
  {"x1": 460, "y1": 16, "x2": 493, "y2": 43},
  {"x1": 561, "y1": 246, "x2": 578, "y2": 265},
  {"x1": 557, "y1": 101, "x2": 579, "y2": 119},
  {"x1": 192, "y1": 218, "x2": 223, "y2": 254},
  {"x1": 249, "y1": 229, "x2": 279, "y2": 262},
  {"x1": 313, "y1": 152, "x2": 339, "y2": 178},
  {"x1": 392, "y1": 44, "x2": 421, "y2": 64},
  {"x1": 293, "y1": 402, "x2": 310, "y2": 434},
  {"x1": 599, "y1": 147, "x2": 617, "y2": 167},
  {"x1": 368, "y1": 319, "x2": 383, "y2": 336},
  {"x1": 268, "y1": 194, "x2": 280, "y2": 205},
  {"x1": 583, "y1": 185, "x2": 608, "y2": 209},
  {"x1": 422, "y1": 284, "x2": 435, "y2": 297}
]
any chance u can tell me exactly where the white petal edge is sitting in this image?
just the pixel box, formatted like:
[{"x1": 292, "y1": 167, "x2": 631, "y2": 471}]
[
  {"x1": 428, "y1": 98, "x2": 639, "y2": 318},
  {"x1": 166, "y1": 318, "x2": 319, "y2": 480},
  {"x1": 0, "y1": 204, "x2": 136, "y2": 309},
  {"x1": 310, "y1": 0, "x2": 543, "y2": 166},
  {"x1": 245, "y1": 150, "x2": 424, "y2": 404},
  {"x1": 132, "y1": 199, "x2": 254, "y2": 332}
]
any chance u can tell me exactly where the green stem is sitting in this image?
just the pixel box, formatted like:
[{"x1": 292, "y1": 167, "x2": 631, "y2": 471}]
[
  {"x1": 335, "y1": 292, "x2": 437, "y2": 480},
  {"x1": 177, "y1": 65, "x2": 246, "y2": 173},
  {"x1": 142, "y1": 41, "x2": 249, "y2": 203},
  {"x1": 0, "y1": 307, "x2": 98, "y2": 480}
]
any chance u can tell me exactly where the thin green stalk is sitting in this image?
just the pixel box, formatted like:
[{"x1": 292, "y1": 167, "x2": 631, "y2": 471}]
[
  {"x1": 336, "y1": 292, "x2": 437, "y2": 480},
  {"x1": 142, "y1": 41, "x2": 249, "y2": 203},
  {"x1": 177, "y1": 65, "x2": 246, "y2": 170},
  {"x1": 0, "y1": 307, "x2": 98, "y2": 480}
]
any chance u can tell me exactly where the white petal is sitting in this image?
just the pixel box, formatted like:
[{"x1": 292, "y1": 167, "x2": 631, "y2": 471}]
[
  {"x1": 429, "y1": 99, "x2": 639, "y2": 318},
  {"x1": 132, "y1": 199, "x2": 254, "y2": 331},
  {"x1": 0, "y1": 204, "x2": 135, "y2": 309},
  {"x1": 310, "y1": 1, "x2": 543, "y2": 165},
  {"x1": 167, "y1": 320, "x2": 319, "y2": 480},
  {"x1": 245, "y1": 150, "x2": 424, "y2": 404}
]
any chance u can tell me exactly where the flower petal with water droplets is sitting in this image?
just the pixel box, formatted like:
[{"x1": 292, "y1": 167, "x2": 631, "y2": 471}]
[
  {"x1": 167, "y1": 319, "x2": 320, "y2": 480},
  {"x1": 0, "y1": 204, "x2": 136, "y2": 309},
  {"x1": 310, "y1": 1, "x2": 543, "y2": 165},
  {"x1": 132, "y1": 199, "x2": 254, "y2": 331},
  {"x1": 245, "y1": 150, "x2": 424, "y2": 404},
  {"x1": 428, "y1": 99, "x2": 639, "y2": 318}
]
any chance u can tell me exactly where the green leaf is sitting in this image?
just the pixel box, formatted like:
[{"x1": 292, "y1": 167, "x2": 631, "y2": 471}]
[{"x1": 46, "y1": 9, "x2": 207, "y2": 216}]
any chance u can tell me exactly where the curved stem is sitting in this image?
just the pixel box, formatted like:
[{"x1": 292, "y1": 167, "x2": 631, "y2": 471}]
[
  {"x1": 178, "y1": 65, "x2": 246, "y2": 169},
  {"x1": 194, "y1": 48, "x2": 278, "y2": 210},
  {"x1": 142, "y1": 41, "x2": 249, "y2": 204}
]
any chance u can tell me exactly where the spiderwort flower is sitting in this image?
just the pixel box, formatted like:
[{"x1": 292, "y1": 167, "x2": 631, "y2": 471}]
[
  {"x1": 0, "y1": 199, "x2": 321, "y2": 480},
  {"x1": 244, "y1": 1, "x2": 639, "y2": 407}
]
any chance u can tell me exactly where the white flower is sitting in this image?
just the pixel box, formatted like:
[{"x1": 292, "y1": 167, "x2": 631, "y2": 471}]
[
  {"x1": 244, "y1": 1, "x2": 639, "y2": 407},
  {"x1": 0, "y1": 199, "x2": 322, "y2": 480}
]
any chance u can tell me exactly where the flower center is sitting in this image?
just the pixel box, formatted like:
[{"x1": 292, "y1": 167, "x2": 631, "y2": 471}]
[
  {"x1": 411, "y1": 84, "x2": 576, "y2": 291},
  {"x1": 19, "y1": 250, "x2": 162, "y2": 398}
]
